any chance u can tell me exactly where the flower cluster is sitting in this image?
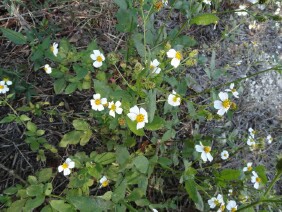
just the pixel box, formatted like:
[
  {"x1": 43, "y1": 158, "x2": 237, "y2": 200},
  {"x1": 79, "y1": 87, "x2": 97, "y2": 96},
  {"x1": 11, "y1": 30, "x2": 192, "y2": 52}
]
[
  {"x1": 0, "y1": 77, "x2": 12, "y2": 94},
  {"x1": 90, "y1": 93, "x2": 123, "y2": 118},
  {"x1": 247, "y1": 128, "x2": 256, "y2": 150},
  {"x1": 208, "y1": 194, "x2": 238, "y2": 212}
]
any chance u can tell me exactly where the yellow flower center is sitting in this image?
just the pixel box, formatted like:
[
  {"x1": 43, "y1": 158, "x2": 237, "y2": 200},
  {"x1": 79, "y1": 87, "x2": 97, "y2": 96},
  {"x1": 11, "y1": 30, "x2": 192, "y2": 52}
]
[
  {"x1": 44, "y1": 67, "x2": 48, "y2": 72},
  {"x1": 220, "y1": 204, "x2": 225, "y2": 211},
  {"x1": 248, "y1": 166, "x2": 252, "y2": 171},
  {"x1": 222, "y1": 99, "x2": 231, "y2": 109},
  {"x1": 231, "y1": 208, "x2": 237, "y2": 212},
  {"x1": 110, "y1": 104, "x2": 116, "y2": 111},
  {"x1": 175, "y1": 51, "x2": 182, "y2": 60},
  {"x1": 231, "y1": 88, "x2": 236, "y2": 92},
  {"x1": 3, "y1": 77, "x2": 9, "y2": 82},
  {"x1": 224, "y1": 154, "x2": 227, "y2": 157},
  {"x1": 204, "y1": 146, "x2": 211, "y2": 153},
  {"x1": 102, "y1": 180, "x2": 109, "y2": 187},
  {"x1": 150, "y1": 64, "x2": 155, "y2": 69},
  {"x1": 97, "y1": 56, "x2": 103, "y2": 62},
  {"x1": 256, "y1": 177, "x2": 261, "y2": 183},
  {"x1": 173, "y1": 95, "x2": 179, "y2": 102},
  {"x1": 214, "y1": 199, "x2": 220, "y2": 205},
  {"x1": 95, "y1": 99, "x2": 101, "y2": 105},
  {"x1": 0, "y1": 85, "x2": 4, "y2": 89},
  {"x1": 50, "y1": 46, "x2": 54, "y2": 52},
  {"x1": 62, "y1": 163, "x2": 68, "y2": 169},
  {"x1": 136, "y1": 114, "x2": 145, "y2": 123}
]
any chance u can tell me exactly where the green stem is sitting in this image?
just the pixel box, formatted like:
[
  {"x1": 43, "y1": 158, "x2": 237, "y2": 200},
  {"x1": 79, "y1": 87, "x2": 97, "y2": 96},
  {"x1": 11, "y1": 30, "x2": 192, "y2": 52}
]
[{"x1": 264, "y1": 171, "x2": 282, "y2": 197}]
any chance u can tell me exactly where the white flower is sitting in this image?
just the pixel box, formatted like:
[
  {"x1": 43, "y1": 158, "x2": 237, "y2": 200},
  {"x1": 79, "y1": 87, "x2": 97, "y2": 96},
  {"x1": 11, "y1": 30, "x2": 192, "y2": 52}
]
[
  {"x1": 257, "y1": 4, "x2": 265, "y2": 10},
  {"x1": 208, "y1": 194, "x2": 224, "y2": 208},
  {"x1": 251, "y1": 171, "x2": 261, "y2": 189},
  {"x1": 152, "y1": 209, "x2": 158, "y2": 212},
  {"x1": 58, "y1": 158, "x2": 75, "y2": 176},
  {"x1": 168, "y1": 90, "x2": 181, "y2": 106},
  {"x1": 266, "y1": 135, "x2": 273, "y2": 144},
  {"x1": 248, "y1": 128, "x2": 255, "y2": 138},
  {"x1": 221, "y1": 150, "x2": 229, "y2": 160},
  {"x1": 243, "y1": 162, "x2": 253, "y2": 172},
  {"x1": 247, "y1": 0, "x2": 258, "y2": 3},
  {"x1": 44, "y1": 64, "x2": 52, "y2": 74},
  {"x1": 167, "y1": 49, "x2": 182, "y2": 68},
  {"x1": 108, "y1": 101, "x2": 123, "y2": 117},
  {"x1": 0, "y1": 81, "x2": 9, "y2": 94},
  {"x1": 235, "y1": 60, "x2": 242, "y2": 66},
  {"x1": 51, "y1": 42, "x2": 59, "y2": 57},
  {"x1": 249, "y1": 21, "x2": 257, "y2": 30},
  {"x1": 214, "y1": 92, "x2": 231, "y2": 116},
  {"x1": 90, "y1": 50, "x2": 105, "y2": 68},
  {"x1": 90, "y1": 93, "x2": 107, "y2": 111},
  {"x1": 99, "y1": 176, "x2": 109, "y2": 187},
  {"x1": 3, "y1": 77, "x2": 12, "y2": 85},
  {"x1": 228, "y1": 189, "x2": 233, "y2": 196},
  {"x1": 195, "y1": 142, "x2": 213, "y2": 162},
  {"x1": 203, "y1": 0, "x2": 211, "y2": 5},
  {"x1": 247, "y1": 136, "x2": 256, "y2": 146},
  {"x1": 127, "y1": 105, "x2": 148, "y2": 130},
  {"x1": 236, "y1": 5, "x2": 248, "y2": 16},
  {"x1": 226, "y1": 200, "x2": 237, "y2": 211},
  {"x1": 225, "y1": 83, "x2": 239, "y2": 98},
  {"x1": 150, "y1": 59, "x2": 161, "y2": 74}
]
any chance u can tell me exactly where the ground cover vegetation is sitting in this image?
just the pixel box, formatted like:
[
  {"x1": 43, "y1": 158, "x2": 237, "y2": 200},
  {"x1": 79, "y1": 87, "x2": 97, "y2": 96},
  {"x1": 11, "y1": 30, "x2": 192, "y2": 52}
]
[{"x1": 0, "y1": 0, "x2": 281, "y2": 211}]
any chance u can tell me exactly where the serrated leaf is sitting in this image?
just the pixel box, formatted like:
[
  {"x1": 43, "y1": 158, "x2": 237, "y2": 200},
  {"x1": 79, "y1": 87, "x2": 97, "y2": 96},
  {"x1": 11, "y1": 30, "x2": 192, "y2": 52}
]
[
  {"x1": 116, "y1": 146, "x2": 130, "y2": 166},
  {"x1": 67, "y1": 196, "x2": 112, "y2": 212},
  {"x1": 19, "y1": 114, "x2": 31, "y2": 121},
  {"x1": 80, "y1": 129, "x2": 92, "y2": 146},
  {"x1": 94, "y1": 152, "x2": 116, "y2": 165},
  {"x1": 0, "y1": 114, "x2": 16, "y2": 123},
  {"x1": 1, "y1": 28, "x2": 27, "y2": 45},
  {"x1": 64, "y1": 83, "x2": 77, "y2": 94},
  {"x1": 26, "y1": 121, "x2": 37, "y2": 132},
  {"x1": 185, "y1": 179, "x2": 199, "y2": 203},
  {"x1": 218, "y1": 169, "x2": 241, "y2": 181},
  {"x1": 73, "y1": 119, "x2": 90, "y2": 130},
  {"x1": 191, "y1": 14, "x2": 219, "y2": 26},
  {"x1": 112, "y1": 179, "x2": 127, "y2": 203},
  {"x1": 59, "y1": 130, "x2": 83, "y2": 147},
  {"x1": 26, "y1": 184, "x2": 43, "y2": 196},
  {"x1": 54, "y1": 78, "x2": 66, "y2": 94},
  {"x1": 133, "y1": 33, "x2": 145, "y2": 58},
  {"x1": 50, "y1": 200, "x2": 75, "y2": 212},
  {"x1": 37, "y1": 168, "x2": 52, "y2": 183},
  {"x1": 23, "y1": 194, "x2": 45, "y2": 211},
  {"x1": 145, "y1": 116, "x2": 165, "y2": 131}
]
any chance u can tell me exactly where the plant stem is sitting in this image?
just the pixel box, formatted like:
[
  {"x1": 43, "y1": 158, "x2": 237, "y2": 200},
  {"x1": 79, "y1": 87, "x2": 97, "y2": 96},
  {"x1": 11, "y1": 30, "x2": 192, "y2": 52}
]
[{"x1": 264, "y1": 171, "x2": 282, "y2": 197}]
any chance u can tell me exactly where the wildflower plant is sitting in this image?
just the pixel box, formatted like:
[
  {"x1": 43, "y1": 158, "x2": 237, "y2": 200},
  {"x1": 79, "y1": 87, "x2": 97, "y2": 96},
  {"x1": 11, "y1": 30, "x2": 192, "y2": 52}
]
[{"x1": 0, "y1": 0, "x2": 282, "y2": 212}]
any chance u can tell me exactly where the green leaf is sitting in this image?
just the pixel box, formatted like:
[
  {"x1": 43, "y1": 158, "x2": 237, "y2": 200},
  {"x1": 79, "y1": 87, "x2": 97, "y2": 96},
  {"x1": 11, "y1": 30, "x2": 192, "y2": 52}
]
[
  {"x1": 80, "y1": 129, "x2": 92, "y2": 146},
  {"x1": 73, "y1": 64, "x2": 88, "y2": 80},
  {"x1": 94, "y1": 152, "x2": 116, "y2": 165},
  {"x1": 0, "y1": 114, "x2": 16, "y2": 123},
  {"x1": 1, "y1": 28, "x2": 27, "y2": 45},
  {"x1": 93, "y1": 79, "x2": 113, "y2": 97},
  {"x1": 59, "y1": 130, "x2": 83, "y2": 147},
  {"x1": 20, "y1": 114, "x2": 31, "y2": 121},
  {"x1": 50, "y1": 200, "x2": 75, "y2": 212},
  {"x1": 112, "y1": 179, "x2": 127, "y2": 203},
  {"x1": 7, "y1": 199, "x2": 27, "y2": 212},
  {"x1": 133, "y1": 33, "x2": 145, "y2": 58},
  {"x1": 116, "y1": 146, "x2": 130, "y2": 166},
  {"x1": 65, "y1": 83, "x2": 77, "y2": 94},
  {"x1": 255, "y1": 165, "x2": 267, "y2": 184},
  {"x1": 67, "y1": 196, "x2": 112, "y2": 212},
  {"x1": 145, "y1": 116, "x2": 165, "y2": 131},
  {"x1": 26, "y1": 121, "x2": 37, "y2": 132},
  {"x1": 44, "y1": 183, "x2": 53, "y2": 196},
  {"x1": 127, "y1": 188, "x2": 145, "y2": 202},
  {"x1": 191, "y1": 14, "x2": 219, "y2": 26},
  {"x1": 115, "y1": 8, "x2": 137, "y2": 33},
  {"x1": 114, "y1": 0, "x2": 128, "y2": 9},
  {"x1": 73, "y1": 120, "x2": 90, "y2": 130},
  {"x1": 26, "y1": 184, "x2": 43, "y2": 196},
  {"x1": 185, "y1": 179, "x2": 199, "y2": 203},
  {"x1": 41, "y1": 205, "x2": 53, "y2": 212},
  {"x1": 3, "y1": 186, "x2": 18, "y2": 195},
  {"x1": 23, "y1": 194, "x2": 45, "y2": 211},
  {"x1": 147, "y1": 90, "x2": 156, "y2": 123},
  {"x1": 54, "y1": 78, "x2": 66, "y2": 94},
  {"x1": 133, "y1": 155, "x2": 149, "y2": 174},
  {"x1": 218, "y1": 169, "x2": 241, "y2": 181},
  {"x1": 37, "y1": 168, "x2": 52, "y2": 183},
  {"x1": 126, "y1": 117, "x2": 145, "y2": 136}
]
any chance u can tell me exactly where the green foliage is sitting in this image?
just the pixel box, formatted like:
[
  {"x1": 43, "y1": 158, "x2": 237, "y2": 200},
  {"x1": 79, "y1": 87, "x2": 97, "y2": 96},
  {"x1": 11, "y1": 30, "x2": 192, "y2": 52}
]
[{"x1": 0, "y1": 28, "x2": 27, "y2": 44}]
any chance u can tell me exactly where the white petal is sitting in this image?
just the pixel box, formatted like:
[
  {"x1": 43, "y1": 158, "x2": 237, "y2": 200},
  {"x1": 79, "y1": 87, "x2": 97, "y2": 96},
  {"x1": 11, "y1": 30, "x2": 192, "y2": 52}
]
[
  {"x1": 139, "y1": 107, "x2": 147, "y2": 116},
  {"x1": 90, "y1": 54, "x2": 97, "y2": 60},
  {"x1": 93, "y1": 50, "x2": 101, "y2": 56},
  {"x1": 116, "y1": 108, "x2": 123, "y2": 114},
  {"x1": 207, "y1": 153, "x2": 213, "y2": 162},
  {"x1": 7, "y1": 81, "x2": 12, "y2": 85},
  {"x1": 127, "y1": 113, "x2": 137, "y2": 121},
  {"x1": 99, "y1": 176, "x2": 107, "y2": 184},
  {"x1": 101, "y1": 98, "x2": 107, "y2": 104},
  {"x1": 108, "y1": 102, "x2": 114, "y2": 109},
  {"x1": 195, "y1": 145, "x2": 203, "y2": 153},
  {"x1": 247, "y1": 162, "x2": 253, "y2": 167},
  {"x1": 63, "y1": 168, "x2": 71, "y2": 176},
  {"x1": 214, "y1": 100, "x2": 223, "y2": 109},
  {"x1": 167, "y1": 49, "x2": 176, "y2": 58},
  {"x1": 68, "y1": 161, "x2": 75, "y2": 169},
  {"x1": 230, "y1": 83, "x2": 234, "y2": 89},
  {"x1": 100, "y1": 53, "x2": 105, "y2": 61},
  {"x1": 254, "y1": 182, "x2": 259, "y2": 189},
  {"x1": 243, "y1": 167, "x2": 248, "y2": 172},
  {"x1": 217, "y1": 108, "x2": 226, "y2": 116},
  {"x1": 152, "y1": 59, "x2": 160, "y2": 67},
  {"x1": 233, "y1": 91, "x2": 239, "y2": 98},
  {"x1": 93, "y1": 61, "x2": 103, "y2": 68},
  {"x1": 58, "y1": 165, "x2": 63, "y2": 172},
  {"x1": 93, "y1": 93, "x2": 101, "y2": 99},
  {"x1": 252, "y1": 171, "x2": 258, "y2": 177},
  {"x1": 109, "y1": 110, "x2": 115, "y2": 117},
  {"x1": 171, "y1": 58, "x2": 180, "y2": 68},
  {"x1": 218, "y1": 92, "x2": 228, "y2": 101},
  {"x1": 137, "y1": 121, "x2": 145, "y2": 129},
  {"x1": 115, "y1": 101, "x2": 121, "y2": 107},
  {"x1": 65, "y1": 158, "x2": 72, "y2": 163},
  {"x1": 130, "y1": 105, "x2": 139, "y2": 115},
  {"x1": 97, "y1": 105, "x2": 104, "y2": 111},
  {"x1": 201, "y1": 152, "x2": 208, "y2": 162}
]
